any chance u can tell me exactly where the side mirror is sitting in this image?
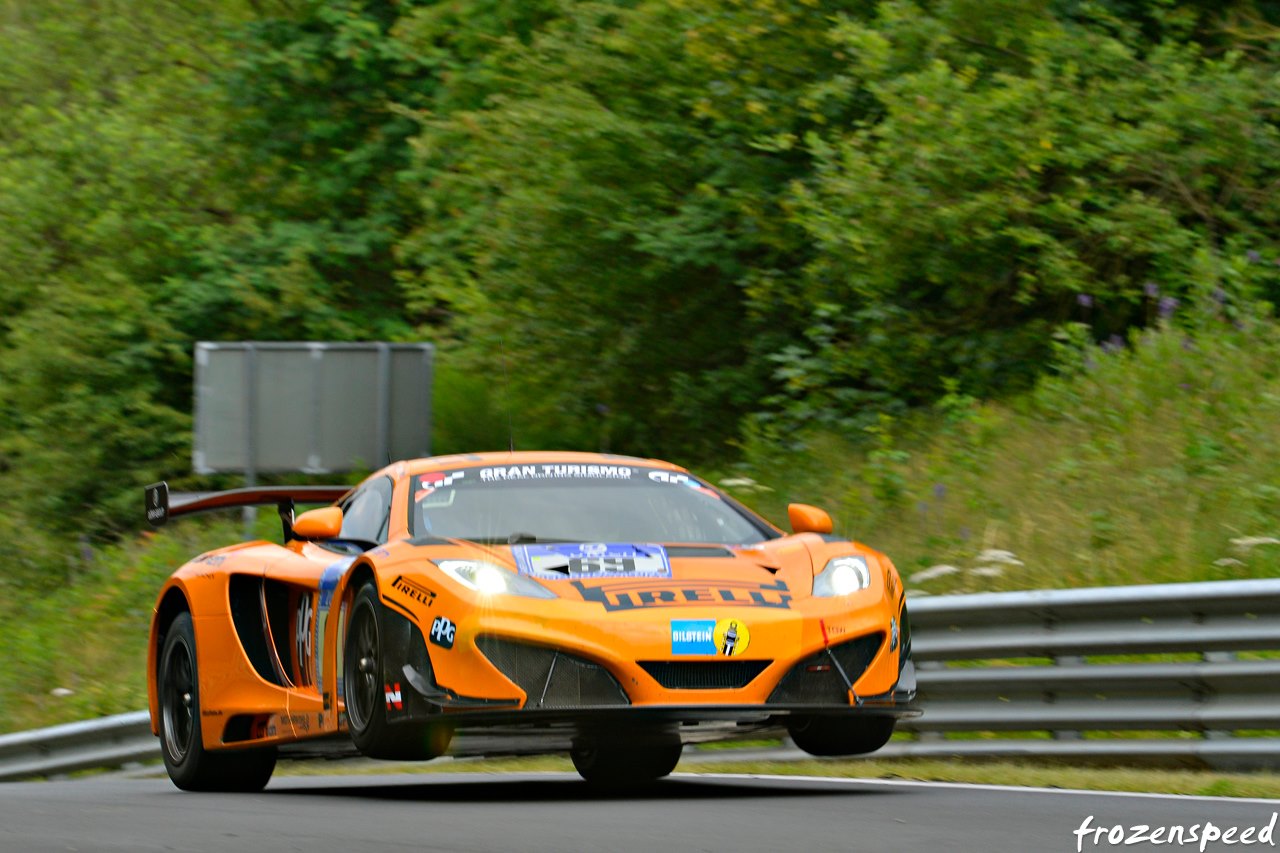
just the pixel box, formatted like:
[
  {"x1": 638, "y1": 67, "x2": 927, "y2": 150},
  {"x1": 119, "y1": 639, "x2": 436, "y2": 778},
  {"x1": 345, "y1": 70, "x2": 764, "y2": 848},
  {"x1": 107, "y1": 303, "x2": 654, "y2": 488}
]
[
  {"x1": 788, "y1": 503, "x2": 833, "y2": 535},
  {"x1": 293, "y1": 506, "x2": 343, "y2": 540}
]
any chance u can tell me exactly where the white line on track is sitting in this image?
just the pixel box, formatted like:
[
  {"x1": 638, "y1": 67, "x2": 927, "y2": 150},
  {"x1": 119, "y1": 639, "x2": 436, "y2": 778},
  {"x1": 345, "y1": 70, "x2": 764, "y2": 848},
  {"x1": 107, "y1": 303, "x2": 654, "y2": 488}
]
[{"x1": 673, "y1": 772, "x2": 1280, "y2": 805}]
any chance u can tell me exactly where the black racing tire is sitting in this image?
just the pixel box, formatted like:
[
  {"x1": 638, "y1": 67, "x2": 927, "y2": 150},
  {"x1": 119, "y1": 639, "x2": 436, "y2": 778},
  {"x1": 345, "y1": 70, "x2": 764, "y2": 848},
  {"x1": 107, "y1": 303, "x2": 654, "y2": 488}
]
[
  {"x1": 343, "y1": 583, "x2": 446, "y2": 760},
  {"x1": 570, "y1": 736, "x2": 683, "y2": 786},
  {"x1": 344, "y1": 583, "x2": 392, "y2": 756},
  {"x1": 787, "y1": 715, "x2": 896, "y2": 757},
  {"x1": 158, "y1": 612, "x2": 276, "y2": 792}
]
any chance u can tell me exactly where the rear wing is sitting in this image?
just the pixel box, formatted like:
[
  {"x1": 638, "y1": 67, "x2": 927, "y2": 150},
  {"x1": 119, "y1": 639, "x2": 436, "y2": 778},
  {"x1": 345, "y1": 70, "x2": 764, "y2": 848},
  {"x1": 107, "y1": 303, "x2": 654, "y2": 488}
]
[{"x1": 144, "y1": 482, "x2": 351, "y2": 527}]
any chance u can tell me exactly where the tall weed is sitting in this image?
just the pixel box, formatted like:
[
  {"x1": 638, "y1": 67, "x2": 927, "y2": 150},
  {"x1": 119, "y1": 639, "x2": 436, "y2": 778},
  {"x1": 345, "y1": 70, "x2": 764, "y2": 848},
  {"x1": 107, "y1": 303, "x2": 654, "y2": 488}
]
[{"x1": 733, "y1": 320, "x2": 1280, "y2": 594}]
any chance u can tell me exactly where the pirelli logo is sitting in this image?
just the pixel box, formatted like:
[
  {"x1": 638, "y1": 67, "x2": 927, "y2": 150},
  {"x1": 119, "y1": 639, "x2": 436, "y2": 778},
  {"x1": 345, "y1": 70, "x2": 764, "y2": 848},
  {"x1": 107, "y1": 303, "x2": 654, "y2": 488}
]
[
  {"x1": 571, "y1": 579, "x2": 792, "y2": 612},
  {"x1": 391, "y1": 575, "x2": 437, "y2": 608}
]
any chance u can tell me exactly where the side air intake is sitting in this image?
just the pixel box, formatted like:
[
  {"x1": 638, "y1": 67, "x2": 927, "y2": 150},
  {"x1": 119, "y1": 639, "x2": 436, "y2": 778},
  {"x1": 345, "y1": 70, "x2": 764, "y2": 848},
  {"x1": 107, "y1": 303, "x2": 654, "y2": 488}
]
[
  {"x1": 767, "y1": 633, "x2": 884, "y2": 705},
  {"x1": 475, "y1": 636, "x2": 630, "y2": 708}
]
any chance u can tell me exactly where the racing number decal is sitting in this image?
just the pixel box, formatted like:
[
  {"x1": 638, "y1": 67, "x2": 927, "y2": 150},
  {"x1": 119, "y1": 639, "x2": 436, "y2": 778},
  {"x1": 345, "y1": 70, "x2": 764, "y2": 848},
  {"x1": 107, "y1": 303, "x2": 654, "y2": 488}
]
[
  {"x1": 514, "y1": 543, "x2": 672, "y2": 580},
  {"x1": 568, "y1": 556, "x2": 638, "y2": 575},
  {"x1": 294, "y1": 593, "x2": 315, "y2": 687}
]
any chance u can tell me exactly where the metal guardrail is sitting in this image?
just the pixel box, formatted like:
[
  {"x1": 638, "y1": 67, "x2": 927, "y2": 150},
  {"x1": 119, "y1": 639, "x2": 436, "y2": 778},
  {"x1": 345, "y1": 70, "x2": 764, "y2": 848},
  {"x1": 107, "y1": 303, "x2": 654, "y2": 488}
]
[
  {"x1": 896, "y1": 578, "x2": 1280, "y2": 770},
  {"x1": 0, "y1": 711, "x2": 155, "y2": 782},
  {"x1": 4, "y1": 578, "x2": 1279, "y2": 781}
]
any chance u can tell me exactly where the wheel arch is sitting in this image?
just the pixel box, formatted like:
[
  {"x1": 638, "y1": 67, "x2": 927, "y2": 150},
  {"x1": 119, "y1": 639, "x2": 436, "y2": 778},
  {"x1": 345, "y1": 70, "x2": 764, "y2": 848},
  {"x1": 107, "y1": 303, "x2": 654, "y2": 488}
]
[
  {"x1": 148, "y1": 585, "x2": 192, "y2": 735},
  {"x1": 345, "y1": 561, "x2": 377, "y2": 599}
]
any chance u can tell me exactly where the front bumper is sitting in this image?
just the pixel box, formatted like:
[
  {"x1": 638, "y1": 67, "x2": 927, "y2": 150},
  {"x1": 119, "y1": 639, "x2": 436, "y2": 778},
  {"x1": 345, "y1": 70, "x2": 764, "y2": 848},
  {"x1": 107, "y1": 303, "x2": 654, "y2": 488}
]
[
  {"x1": 443, "y1": 701, "x2": 920, "y2": 757},
  {"x1": 375, "y1": 586, "x2": 918, "y2": 730}
]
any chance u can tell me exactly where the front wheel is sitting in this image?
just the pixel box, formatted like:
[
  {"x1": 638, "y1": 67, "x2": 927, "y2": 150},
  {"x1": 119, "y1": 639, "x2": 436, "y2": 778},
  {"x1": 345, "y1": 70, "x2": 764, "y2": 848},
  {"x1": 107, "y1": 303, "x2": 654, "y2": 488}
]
[
  {"x1": 787, "y1": 715, "x2": 896, "y2": 757},
  {"x1": 343, "y1": 583, "x2": 388, "y2": 755},
  {"x1": 343, "y1": 583, "x2": 446, "y2": 759},
  {"x1": 158, "y1": 612, "x2": 276, "y2": 791},
  {"x1": 570, "y1": 736, "x2": 682, "y2": 786}
]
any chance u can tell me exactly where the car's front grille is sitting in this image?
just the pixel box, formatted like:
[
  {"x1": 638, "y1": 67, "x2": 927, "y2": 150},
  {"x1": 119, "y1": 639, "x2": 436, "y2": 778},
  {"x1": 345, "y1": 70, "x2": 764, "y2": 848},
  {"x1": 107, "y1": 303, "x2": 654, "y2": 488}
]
[
  {"x1": 638, "y1": 660, "x2": 772, "y2": 690},
  {"x1": 475, "y1": 636, "x2": 630, "y2": 708},
  {"x1": 767, "y1": 633, "x2": 885, "y2": 705}
]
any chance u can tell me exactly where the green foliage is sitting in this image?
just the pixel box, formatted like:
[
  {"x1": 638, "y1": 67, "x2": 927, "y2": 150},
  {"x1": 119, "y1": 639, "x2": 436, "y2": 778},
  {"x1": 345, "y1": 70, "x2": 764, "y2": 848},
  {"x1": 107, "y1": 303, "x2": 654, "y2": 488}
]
[
  {"x1": 398, "y1": 0, "x2": 876, "y2": 458},
  {"x1": 25, "y1": 311, "x2": 1280, "y2": 730},
  {"x1": 780, "y1": 1, "x2": 1280, "y2": 418},
  {"x1": 9, "y1": 0, "x2": 1280, "y2": 750},
  {"x1": 0, "y1": 1, "x2": 257, "y2": 566},
  {"x1": 432, "y1": 357, "x2": 505, "y2": 455},
  {"x1": 863, "y1": 414, "x2": 911, "y2": 506},
  {"x1": 736, "y1": 316, "x2": 1280, "y2": 593},
  {"x1": 5, "y1": 0, "x2": 1280, "y2": 590},
  {"x1": 0, "y1": 520, "x2": 243, "y2": 733},
  {"x1": 164, "y1": 0, "x2": 443, "y2": 345}
]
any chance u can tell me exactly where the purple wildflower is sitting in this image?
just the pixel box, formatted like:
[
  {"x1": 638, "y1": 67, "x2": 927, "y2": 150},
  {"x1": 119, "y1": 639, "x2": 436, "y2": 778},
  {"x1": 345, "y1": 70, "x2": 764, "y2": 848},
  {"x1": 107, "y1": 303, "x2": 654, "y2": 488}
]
[
  {"x1": 1247, "y1": 250, "x2": 1262, "y2": 263},
  {"x1": 1158, "y1": 296, "x2": 1178, "y2": 319},
  {"x1": 1077, "y1": 293, "x2": 1093, "y2": 308},
  {"x1": 1179, "y1": 383, "x2": 1190, "y2": 391},
  {"x1": 933, "y1": 483, "x2": 947, "y2": 501},
  {"x1": 1143, "y1": 281, "x2": 1160, "y2": 298},
  {"x1": 1212, "y1": 288, "x2": 1226, "y2": 305},
  {"x1": 1101, "y1": 334, "x2": 1124, "y2": 354}
]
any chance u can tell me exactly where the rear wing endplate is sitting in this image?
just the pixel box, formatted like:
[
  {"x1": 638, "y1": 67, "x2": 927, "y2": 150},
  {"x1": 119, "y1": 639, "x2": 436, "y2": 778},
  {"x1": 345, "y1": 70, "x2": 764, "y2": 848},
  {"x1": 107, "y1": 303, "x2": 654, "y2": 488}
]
[{"x1": 144, "y1": 482, "x2": 350, "y2": 527}]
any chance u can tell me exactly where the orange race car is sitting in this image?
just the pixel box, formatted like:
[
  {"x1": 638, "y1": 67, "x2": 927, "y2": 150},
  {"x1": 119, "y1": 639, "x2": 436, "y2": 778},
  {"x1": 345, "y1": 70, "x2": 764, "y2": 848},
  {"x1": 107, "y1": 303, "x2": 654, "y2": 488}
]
[{"x1": 145, "y1": 451, "x2": 918, "y2": 791}]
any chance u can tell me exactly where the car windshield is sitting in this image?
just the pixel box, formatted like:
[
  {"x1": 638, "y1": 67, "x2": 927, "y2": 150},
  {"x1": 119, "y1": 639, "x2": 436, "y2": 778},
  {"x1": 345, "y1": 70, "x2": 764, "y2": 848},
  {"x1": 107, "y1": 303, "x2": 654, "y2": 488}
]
[{"x1": 409, "y1": 464, "x2": 774, "y2": 545}]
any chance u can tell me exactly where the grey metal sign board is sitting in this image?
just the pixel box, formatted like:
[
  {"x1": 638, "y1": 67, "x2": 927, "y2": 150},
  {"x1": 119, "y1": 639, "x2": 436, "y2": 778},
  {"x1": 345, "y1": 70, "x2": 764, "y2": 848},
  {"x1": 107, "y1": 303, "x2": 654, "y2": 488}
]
[{"x1": 193, "y1": 342, "x2": 433, "y2": 474}]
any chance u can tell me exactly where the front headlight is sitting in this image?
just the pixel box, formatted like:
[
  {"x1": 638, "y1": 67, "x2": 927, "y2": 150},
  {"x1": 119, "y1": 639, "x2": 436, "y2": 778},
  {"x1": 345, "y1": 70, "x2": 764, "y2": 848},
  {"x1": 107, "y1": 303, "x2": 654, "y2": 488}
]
[
  {"x1": 812, "y1": 555, "x2": 873, "y2": 597},
  {"x1": 435, "y1": 560, "x2": 557, "y2": 599}
]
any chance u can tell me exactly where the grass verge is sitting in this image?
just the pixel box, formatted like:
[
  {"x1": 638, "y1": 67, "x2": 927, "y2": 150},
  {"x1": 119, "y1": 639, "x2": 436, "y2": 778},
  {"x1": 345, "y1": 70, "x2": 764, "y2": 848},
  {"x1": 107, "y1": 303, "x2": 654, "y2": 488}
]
[{"x1": 726, "y1": 322, "x2": 1280, "y2": 594}]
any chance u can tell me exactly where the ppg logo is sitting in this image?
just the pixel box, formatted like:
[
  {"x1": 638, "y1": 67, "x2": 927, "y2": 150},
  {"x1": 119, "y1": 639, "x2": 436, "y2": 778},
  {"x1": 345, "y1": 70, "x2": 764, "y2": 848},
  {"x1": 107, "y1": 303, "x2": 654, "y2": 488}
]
[{"x1": 429, "y1": 616, "x2": 456, "y2": 649}]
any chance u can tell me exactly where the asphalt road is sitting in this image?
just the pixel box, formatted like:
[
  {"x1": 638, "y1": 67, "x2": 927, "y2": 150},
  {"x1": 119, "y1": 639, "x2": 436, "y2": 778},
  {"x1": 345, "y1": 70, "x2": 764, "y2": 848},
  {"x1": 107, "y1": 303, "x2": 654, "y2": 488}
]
[{"x1": 1, "y1": 771, "x2": 1277, "y2": 853}]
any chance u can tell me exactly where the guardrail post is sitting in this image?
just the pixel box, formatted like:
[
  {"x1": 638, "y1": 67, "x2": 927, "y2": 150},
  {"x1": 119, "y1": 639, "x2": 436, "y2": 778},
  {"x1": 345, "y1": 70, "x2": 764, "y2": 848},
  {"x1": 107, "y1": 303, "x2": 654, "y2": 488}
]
[
  {"x1": 1049, "y1": 654, "x2": 1083, "y2": 740},
  {"x1": 1201, "y1": 650, "x2": 1235, "y2": 741},
  {"x1": 914, "y1": 660, "x2": 945, "y2": 742}
]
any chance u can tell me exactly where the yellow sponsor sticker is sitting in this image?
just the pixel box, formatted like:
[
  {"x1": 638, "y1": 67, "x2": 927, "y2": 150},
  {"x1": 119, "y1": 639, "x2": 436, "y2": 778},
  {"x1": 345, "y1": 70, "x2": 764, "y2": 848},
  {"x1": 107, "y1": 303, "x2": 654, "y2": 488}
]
[{"x1": 713, "y1": 618, "x2": 750, "y2": 656}]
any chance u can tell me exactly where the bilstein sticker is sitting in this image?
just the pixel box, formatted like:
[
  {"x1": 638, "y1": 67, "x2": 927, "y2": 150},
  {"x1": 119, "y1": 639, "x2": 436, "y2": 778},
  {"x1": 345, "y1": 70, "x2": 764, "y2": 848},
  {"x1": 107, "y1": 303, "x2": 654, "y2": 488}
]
[
  {"x1": 671, "y1": 620, "x2": 716, "y2": 655},
  {"x1": 670, "y1": 618, "x2": 752, "y2": 655},
  {"x1": 714, "y1": 618, "x2": 750, "y2": 656}
]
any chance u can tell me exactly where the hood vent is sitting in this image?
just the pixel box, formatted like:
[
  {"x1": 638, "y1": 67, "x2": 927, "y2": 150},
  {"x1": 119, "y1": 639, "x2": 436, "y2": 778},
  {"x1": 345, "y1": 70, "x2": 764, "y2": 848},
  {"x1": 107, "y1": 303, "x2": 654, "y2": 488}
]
[{"x1": 664, "y1": 545, "x2": 736, "y2": 558}]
